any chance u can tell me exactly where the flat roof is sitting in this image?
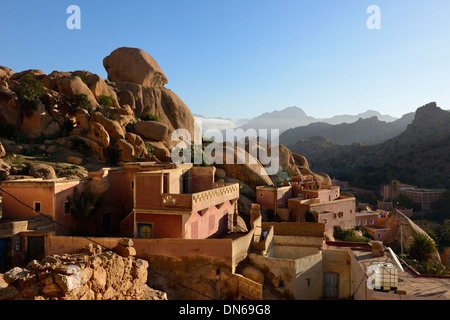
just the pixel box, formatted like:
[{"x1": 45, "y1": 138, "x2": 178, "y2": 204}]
[{"x1": 352, "y1": 249, "x2": 450, "y2": 299}]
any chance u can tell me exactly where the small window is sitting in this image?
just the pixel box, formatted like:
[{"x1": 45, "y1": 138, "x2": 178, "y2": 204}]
[
  {"x1": 363, "y1": 220, "x2": 367, "y2": 226},
  {"x1": 370, "y1": 219, "x2": 374, "y2": 225},
  {"x1": 378, "y1": 234, "x2": 381, "y2": 239},
  {"x1": 356, "y1": 220, "x2": 361, "y2": 226},
  {"x1": 34, "y1": 202, "x2": 41, "y2": 213},
  {"x1": 260, "y1": 193, "x2": 263, "y2": 198},
  {"x1": 131, "y1": 180, "x2": 134, "y2": 190},
  {"x1": 64, "y1": 201, "x2": 71, "y2": 215}
]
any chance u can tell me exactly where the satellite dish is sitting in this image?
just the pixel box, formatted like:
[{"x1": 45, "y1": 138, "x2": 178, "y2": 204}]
[{"x1": 387, "y1": 247, "x2": 404, "y2": 272}]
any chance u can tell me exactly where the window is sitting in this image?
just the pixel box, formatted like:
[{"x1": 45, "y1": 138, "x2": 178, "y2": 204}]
[
  {"x1": 356, "y1": 220, "x2": 361, "y2": 226},
  {"x1": 34, "y1": 202, "x2": 41, "y2": 213},
  {"x1": 378, "y1": 233, "x2": 381, "y2": 239},
  {"x1": 370, "y1": 219, "x2": 374, "y2": 225},
  {"x1": 363, "y1": 220, "x2": 367, "y2": 226},
  {"x1": 131, "y1": 180, "x2": 134, "y2": 190},
  {"x1": 64, "y1": 201, "x2": 71, "y2": 215}
]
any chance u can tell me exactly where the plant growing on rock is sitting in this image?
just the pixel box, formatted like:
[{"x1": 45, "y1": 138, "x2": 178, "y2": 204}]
[
  {"x1": 140, "y1": 113, "x2": 160, "y2": 122},
  {"x1": 13, "y1": 74, "x2": 47, "y2": 116},
  {"x1": 98, "y1": 95, "x2": 114, "y2": 107},
  {"x1": 104, "y1": 140, "x2": 122, "y2": 166},
  {"x1": 73, "y1": 93, "x2": 94, "y2": 114}
]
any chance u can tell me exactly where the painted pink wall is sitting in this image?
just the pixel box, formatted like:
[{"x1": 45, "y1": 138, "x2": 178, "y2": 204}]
[
  {"x1": 186, "y1": 200, "x2": 232, "y2": 239},
  {"x1": 54, "y1": 180, "x2": 86, "y2": 235},
  {"x1": 2, "y1": 183, "x2": 55, "y2": 220},
  {"x1": 136, "y1": 212, "x2": 183, "y2": 238}
]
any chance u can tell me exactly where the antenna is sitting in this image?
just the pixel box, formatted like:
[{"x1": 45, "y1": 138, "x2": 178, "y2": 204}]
[{"x1": 387, "y1": 247, "x2": 404, "y2": 272}]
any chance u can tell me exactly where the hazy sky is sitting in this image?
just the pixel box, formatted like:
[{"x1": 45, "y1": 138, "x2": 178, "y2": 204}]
[{"x1": 1, "y1": 1, "x2": 450, "y2": 120}]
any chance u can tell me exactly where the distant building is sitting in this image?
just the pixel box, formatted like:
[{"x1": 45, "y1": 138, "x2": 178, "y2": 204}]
[
  {"x1": 331, "y1": 179, "x2": 349, "y2": 191},
  {"x1": 402, "y1": 188, "x2": 446, "y2": 211},
  {"x1": 355, "y1": 210, "x2": 390, "y2": 242},
  {"x1": 381, "y1": 182, "x2": 446, "y2": 211}
]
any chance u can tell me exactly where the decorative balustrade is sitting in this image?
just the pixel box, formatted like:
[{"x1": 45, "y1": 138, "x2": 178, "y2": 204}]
[{"x1": 160, "y1": 183, "x2": 239, "y2": 211}]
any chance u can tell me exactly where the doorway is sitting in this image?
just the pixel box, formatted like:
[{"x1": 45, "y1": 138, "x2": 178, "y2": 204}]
[
  {"x1": 323, "y1": 272, "x2": 339, "y2": 299},
  {"x1": 26, "y1": 236, "x2": 45, "y2": 262}
]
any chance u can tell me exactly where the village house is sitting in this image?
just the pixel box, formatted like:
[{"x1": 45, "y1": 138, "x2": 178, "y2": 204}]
[
  {"x1": 120, "y1": 163, "x2": 240, "y2": 239},
  {"x1": 256, "y1": 175, "x2": 356, "y2": 236},
  {"x1": 382, "y1": 182, "x2": 446, "y2": 211},
  {"x1": 0, "y1": 162, "x2": 239, "y2": 240},
  {"x1": 355, "y1": 210, "x2": 390, "y2": 242}
]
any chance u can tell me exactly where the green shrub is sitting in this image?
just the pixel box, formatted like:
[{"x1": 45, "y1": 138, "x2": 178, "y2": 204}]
[
  {"x1": 12, "y1": 74, "x2": 47, "y2": 116},
  {"x1": 305, "y1": 210, "x2": 318, "y2": 222},
  {"x1": 71, "y1": 138, "x2": 90, "y2": 154},
  {"x1": 408, "y1": 233, "x2": 437, "y2": 261},
  {"x1": 140, "y1": 113, "x2": 160, "y2": 122},
  {"x1": 104, "y1": 142, "x2": 122, "y2": 166},
  {"x1": 98, "y1": 95, "x2": 114, "y2": 107},
  {"x1": 104, "y1": 112, "x2": 120, "y2": 121},
  {"x1": 73, "y1": 94, "x2": 94, "y2": 114}
]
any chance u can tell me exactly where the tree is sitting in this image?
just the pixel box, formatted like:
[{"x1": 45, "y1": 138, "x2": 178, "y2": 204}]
[
  {"x1": 305, "y1": 210, "x2": 318, "y2": 222},
  {"x1": 393, "y1": 193, "x2": 414, "y2": 209},
  {"x1": 68, "y1": 184, "x2": 104, "y2": 235},
  {"x1": 408, "y1": 233, "x2": 437, "y2": 261}
]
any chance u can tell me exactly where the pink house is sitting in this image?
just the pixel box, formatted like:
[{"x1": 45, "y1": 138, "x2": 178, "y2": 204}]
[
  {"x1": 1, "y1": 162, "x2": 240, "y2": 240},
  {"x1": 1, "y1": 178, "x2": 86, "y2": 235},
  {"x1": 120, "y1": 164, "x2": 240, "y2": 239},
  {"x1": 356, "y1": 211, "x2": 390, "y2": 242}
]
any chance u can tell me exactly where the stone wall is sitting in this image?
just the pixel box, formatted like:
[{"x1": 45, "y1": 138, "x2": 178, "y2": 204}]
[{"x1": 0, "y1": 241, "x2": 167, "y2": 300}]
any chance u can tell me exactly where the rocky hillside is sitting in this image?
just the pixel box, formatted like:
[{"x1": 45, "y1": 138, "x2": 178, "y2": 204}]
[
  {"x1": 0, "y1": 47, "x2": 199, "y2": 177},
  {"x1": 280, "y1": 113, "x2": 415, "y2": 146},
  {"x1": 0, "y1": 240, "x2": 167, "y2": 300},
  {"x1": 0, "y1": 47, "x2": 333, "y2": 197},
  {"x1": 289, "y1": 102, "x2": 450, "y2": 189}
]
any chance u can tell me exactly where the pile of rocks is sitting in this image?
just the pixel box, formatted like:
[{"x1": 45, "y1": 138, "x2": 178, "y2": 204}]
[{"x1": 0, "y1": 240, "x2": 167, "y2": 300}]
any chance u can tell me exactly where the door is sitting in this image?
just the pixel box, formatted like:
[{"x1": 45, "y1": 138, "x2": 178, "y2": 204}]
[
  {"x1": 0, "y1": 239, "x2": 7, "y2": 271},
  {"x1": 102, "y1": 213, "x2": 111, "y2": 235},
  {"x1": 323, "y1": 272, "x2": 339, "y2": 299},
  {"x1": 27, "y1": 236, "x2": 45, "y2": 262},
  {"x1": 138, "y1": 223, "x2": 153, "y2": 239}
]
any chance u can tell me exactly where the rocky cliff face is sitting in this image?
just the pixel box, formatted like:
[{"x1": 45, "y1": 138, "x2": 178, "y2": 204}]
[
  {"x1": 0, "y1": 47, "x2": 330, "y2": 193},
  {"x1": 0, "y1": 241, "x2": 167, "y2": 300},
  {"x1": 0, "y1": 47, "x2": 198, "y2": 166}
]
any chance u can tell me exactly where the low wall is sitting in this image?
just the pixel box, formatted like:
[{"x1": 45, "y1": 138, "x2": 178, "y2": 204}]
[
  {"x1": 45, "y1": 235, "x2": 233, "y2": 264},
  {"x1": 262, "y1": 222, "x2": 325, "y2": 237}
]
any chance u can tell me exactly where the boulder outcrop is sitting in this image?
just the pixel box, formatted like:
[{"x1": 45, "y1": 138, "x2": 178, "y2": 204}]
[
  {"x1": 380, "y1": 209, "x2": 441, "y2": 263},
  {"x1": 103, "y1": 47, "x2": 168, "y2": 88},
  {"x1": 0, "y1": 242, "x2": 167, "y2": 300}
]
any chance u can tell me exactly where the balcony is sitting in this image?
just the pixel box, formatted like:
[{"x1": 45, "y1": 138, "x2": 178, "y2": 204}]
[{"x1": 160, "y1": 183, "x2": 240, "y2": 212}]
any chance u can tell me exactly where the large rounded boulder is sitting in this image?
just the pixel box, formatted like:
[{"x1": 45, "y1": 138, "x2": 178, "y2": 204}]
[{"x1": 103, "y1": 47, "x2": 168, "y2": 88}]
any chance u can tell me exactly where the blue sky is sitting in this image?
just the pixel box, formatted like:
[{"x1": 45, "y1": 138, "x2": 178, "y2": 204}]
[{"x1": 1, "y1": 1, "x2": 450, "y2": 119}]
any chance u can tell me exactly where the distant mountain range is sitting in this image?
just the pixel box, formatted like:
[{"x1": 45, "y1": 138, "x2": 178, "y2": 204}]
[
  {"x1": 288, "y1": 102, "x2": 450, "y2": 189},
  {"x1": 195, "y1": 106, "x2": 403, "y2": 142},
  {"x1": 236, "y1": 106, "x2": 398, "y2": 133},
  {"x1": 280, "y1": 112, "x2": 415, "y2": 146}
]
